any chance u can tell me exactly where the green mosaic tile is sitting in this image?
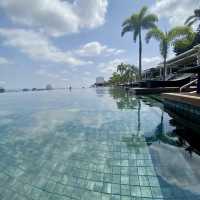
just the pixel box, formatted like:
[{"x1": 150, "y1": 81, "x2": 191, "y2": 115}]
[
  {"x1": 130, "y1": 186, "x2": 141, "y2": 197},
  {"x1": 140, "y1": 187, "x2": 152, "y2": 198},
  {"x1": 121, "y1": 184, "x2": 131, "y2": 196},
  {"x1": 130, "y1": 176, "x2": 139, "y2": 186},
  {"x1": 121, "y1": 176, "x2": 129, "y2": 185},
  {"x1": 111, "y1": 184, "x2": 120, "y2": 195}
]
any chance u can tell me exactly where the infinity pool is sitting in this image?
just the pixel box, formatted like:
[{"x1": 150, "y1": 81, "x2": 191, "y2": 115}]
[{"x1": 0, "y1": 88, "x2": 199, "y2": 200}]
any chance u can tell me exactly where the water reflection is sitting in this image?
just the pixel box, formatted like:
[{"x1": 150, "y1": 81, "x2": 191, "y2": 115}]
[
  {"x1": 95, "y1": 87, "x2": 106, "y2": 97},
  {"x1": 109, "y1": 88, "x2": 200, "y2": 198},
  {"x1": 0, "y1": 88, "x2": 199, "y2": 199},
  {"x1": 109, "y1": 88, "x2": 138, "y2": 110},
  {"x1": 108, "y1": 88, "x2": 200, "y2": 156}
]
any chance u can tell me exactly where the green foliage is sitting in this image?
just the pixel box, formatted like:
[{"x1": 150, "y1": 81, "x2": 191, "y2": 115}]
[
  {"x1": 121, "y1": 6, "x2": 158, "y2": 80},
  {"x1": 173, "y1": 31, "x2": 200, "y2": 55},
  {"x1": 108, "y1": 63, "x2": 139, "y2": 85}
]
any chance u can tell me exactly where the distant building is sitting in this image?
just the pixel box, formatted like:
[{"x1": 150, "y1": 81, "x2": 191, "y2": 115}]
[
  {"x1": 46, "y1": 84, "x2": 53, "y2": 90},
  {"x1": 95, "y1": 77, "x2": 105, "y2": 87}
]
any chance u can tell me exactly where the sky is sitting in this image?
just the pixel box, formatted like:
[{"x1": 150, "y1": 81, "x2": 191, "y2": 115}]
[{"x1": 0, "y1": 0, "x2": 199, "y2": 89}]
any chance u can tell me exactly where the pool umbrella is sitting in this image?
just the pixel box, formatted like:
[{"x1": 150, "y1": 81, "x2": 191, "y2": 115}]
[{"x1": 178, "y1": 65, "x2": 200, "y2": 94}]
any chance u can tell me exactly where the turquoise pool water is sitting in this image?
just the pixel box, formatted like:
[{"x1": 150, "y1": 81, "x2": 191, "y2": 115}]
[{"x1": 0, "y1": 88, "x2": 199, "y2": 200}]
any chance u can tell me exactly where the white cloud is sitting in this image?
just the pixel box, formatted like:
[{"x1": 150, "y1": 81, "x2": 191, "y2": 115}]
[
  {"x1": 61, "y1": 78, "x2": 69, "y2": 82},
  {"x1": 0, "y1": 0, "x2": 108, "y2": 37},
  {"x1": 61, "y1": 70, "x2": 69, "y2": 75},
  {"x1": 76, "y1": 41, "x2": 125, "y2": 57},
  {"x1": 0, "y1": 81, "x2": 6, "y2": 85},
  {"x1": 47, "y1": 73, "x2": 60, "y2": 79},
  {"x1": 84, "y1": 71, "x2": 91, "y2": 76},
  {"x1": 0, "y1": 28, "x2": 90, "y2": 66},
  {"x1": 36, "y1": 69, "x2": 46, "y2": 76},
  {"x1": 36, "y1": 69, "x2": 61, "y2": 79},
  {"x1": 0, "y1": 57, "x2": 12, "y2": 65},
  {"x1": 98, "y1": 58, "x2": 128, "y2": 76},
  {"x1": 151, "y1": 0, "x2": 200, "y2": 27},
  {"x1": 142, "y1": 56, "x2": 162, "y2": 70}
]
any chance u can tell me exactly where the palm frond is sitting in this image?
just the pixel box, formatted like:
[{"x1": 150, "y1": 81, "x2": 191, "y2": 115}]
[
  {"x1": 168, "y1": 26, "x2": 192, "y2": 42},
  {"x1": 122, "y1": 17, "x2": 132, "y2": 27},
  {"x1": 133, "y1": 28, "x2": 139, "y2": 42},
  {"x1": 185, "y1": 15, "x2": 196, "y2": 25},
  {"x1": 142, "y1": 14, "x2": 158, "y2": 29},
  {"x1": 146, "y1": 28, "x2": 164, "y2": 43},
  {"x1": 187, "y1": 18, "x2": 198, "y2": 27},
  {"x1": 139, "y1": 6, "x2": 148, "y2": 20},
  {"x1": 130, "y1": 14, "x2": 140, "y2": 27},
  {"x1": 121, "y1": 25, "x2": 133, "y2": 37},
  {"x1": 142, "y1": 21, "x2": 157, "y2": 30}
]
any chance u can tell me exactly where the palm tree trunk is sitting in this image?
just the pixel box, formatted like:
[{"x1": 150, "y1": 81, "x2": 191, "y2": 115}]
[
  {"x1": 163, "y1": 56, "x2": 167, "y2": 81},
  {"x1": 139, "y1": 29, "x2": 142, "y2": 81},
  {"x1": 137, "y1": 99, "x2": 141, "y2": 135}
]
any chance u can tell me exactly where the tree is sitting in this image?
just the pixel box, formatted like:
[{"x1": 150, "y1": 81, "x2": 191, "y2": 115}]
[
  {"x1": 117, "y1": 63, "x2": 127, "y2": 76},
  {"x1": 185, "y1": 9, "x2": 200, "y2": 30},
  {"x1": 173, "y1": 31, "x2": 200, "y2": 55},
  {"x1": 109, "y1": 72, "x2": 121, "y2": 85},
  {"x1": 109, "y1": 63, "x2": 139, "y2": 85},
  {"x1": 125, "y1": 64, "x2": 139, "y2": 83},
  {"x1": 146, "y1": 26, "x2": 192, "y2": 80},
  {"x1": 121, "y1": 6, "x2": 158, "y2": 80}
]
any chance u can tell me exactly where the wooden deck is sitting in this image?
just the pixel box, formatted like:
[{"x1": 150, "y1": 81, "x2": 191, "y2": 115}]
[{"x1": 162, "y1": 92, "x2": 200, "y2": 107}]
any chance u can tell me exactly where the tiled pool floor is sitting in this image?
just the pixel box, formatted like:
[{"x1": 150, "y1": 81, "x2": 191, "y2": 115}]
[
  {"x1": 0, "y1": 89, "x2": 199, "y2": 200},
  {"x1": 0, "y1": 133, "x2": 160, "y2": 200}
]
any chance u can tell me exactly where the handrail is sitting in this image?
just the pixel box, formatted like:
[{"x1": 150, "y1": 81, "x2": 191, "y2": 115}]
[{"x1": 180, "y1": 79, "x2": 197, "y2": 93}]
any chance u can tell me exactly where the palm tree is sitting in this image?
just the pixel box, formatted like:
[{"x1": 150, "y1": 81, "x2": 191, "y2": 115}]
[
  {"x1": 121, "y1": 6, "x2": 158, "y2": 80},
  {"x1": 146, "y1": 26, "x2": 192, "y2": 80},
  {"x1": 117, "y1": 63, "x2": 127, "y2": 76},
  {"x1": 185, "y1": 9, "x2": 200, "y2": 29},
  {"x1": 125, "y1": 64, "x2": 139, "y2": 83}
]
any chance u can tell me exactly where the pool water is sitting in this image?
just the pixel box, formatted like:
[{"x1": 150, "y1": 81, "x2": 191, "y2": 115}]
[{"x1": 0, "y1": 88, "x2": 199, "y2": 200}]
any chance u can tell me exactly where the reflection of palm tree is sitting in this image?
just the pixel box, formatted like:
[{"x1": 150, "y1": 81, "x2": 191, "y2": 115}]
[
  {"x1": 146, "y1": 111, "x2": 178, "y2": 146},
  {"x1": 137, "y1": 99, "x2": 141, "y2": 136},
  {"x1": 121, "y1": 97, "x2": 144, "y2": 153},
  {"x1": 122, "y1": 134, "x2": 146, "y2": 153},
  {"x1": 109, "y1": 89, "x2": 138, "y2": 110}
]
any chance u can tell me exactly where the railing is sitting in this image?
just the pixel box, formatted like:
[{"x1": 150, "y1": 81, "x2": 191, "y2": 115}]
[{"x1": 180, "y1": 79, "x2": 197, "y2": 93}]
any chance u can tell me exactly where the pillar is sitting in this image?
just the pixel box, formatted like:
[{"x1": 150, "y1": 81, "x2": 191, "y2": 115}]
[
  {"x1": 160, "y1": 68, "x2": 162, "y2": 80},
  {"x1": 197, "y1": 50, "x2": 200, "y2": 66},
  {"x1": 197, "y1": 73, "x2": 200, "y2": 94}
]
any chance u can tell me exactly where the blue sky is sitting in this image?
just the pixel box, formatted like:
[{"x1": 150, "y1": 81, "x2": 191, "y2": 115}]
[{"x1": 0, "y1": 0, "x2": 199, "y2": 89}]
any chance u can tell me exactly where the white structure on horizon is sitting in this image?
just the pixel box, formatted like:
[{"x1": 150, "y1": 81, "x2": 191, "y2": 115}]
[
  {"x1": 96, "y1": 77, "x2": 105, "y2": 85},
  {"x1": 46, "y1": 84, "x2": 53, "y2": 90}
]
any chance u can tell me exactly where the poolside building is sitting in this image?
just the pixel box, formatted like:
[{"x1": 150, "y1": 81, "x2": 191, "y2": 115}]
[{"x1": 142, "y1": 44, "x2": 200, "y2": 80}]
